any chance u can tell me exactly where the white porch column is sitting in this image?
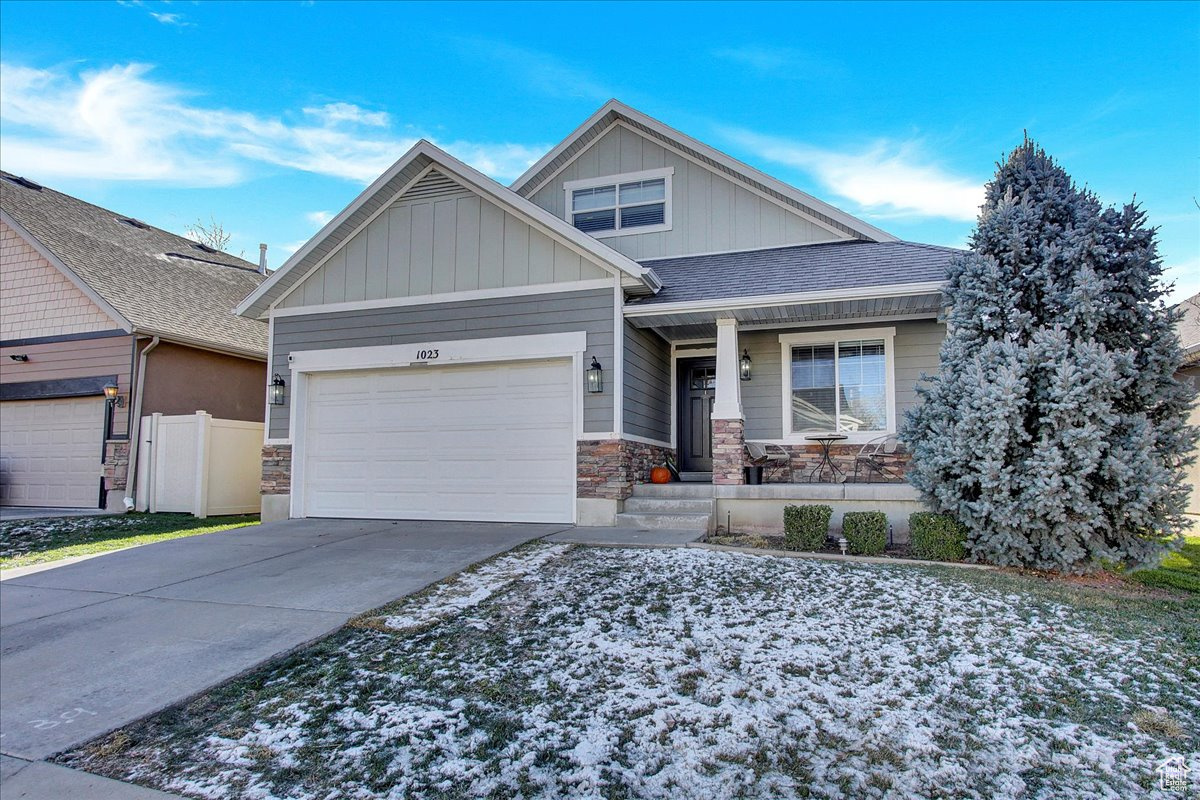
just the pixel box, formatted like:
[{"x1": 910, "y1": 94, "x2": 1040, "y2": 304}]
[{"x1": 712, "y1": 317, "x2": 743, "y2": 420}]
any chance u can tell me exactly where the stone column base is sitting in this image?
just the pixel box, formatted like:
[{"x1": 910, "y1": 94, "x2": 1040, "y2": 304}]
[{"x1": 712, "y1": 419, "x2": 746, "y2": 485}]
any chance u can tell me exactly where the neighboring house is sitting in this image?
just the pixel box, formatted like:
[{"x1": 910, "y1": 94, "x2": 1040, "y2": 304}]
[
  {"x1": 1175, "y1": 292, "x2": 1200, "y2": 515},
  {"x1": 237, "y1": 100, "x2": 959, "y2": 532},
  {"x1": 0, "y1": 173, "x2": 269, "y2": 511}
]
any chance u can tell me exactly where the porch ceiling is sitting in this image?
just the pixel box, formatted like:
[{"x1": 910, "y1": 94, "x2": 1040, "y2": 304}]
[{"x1": 625, "y1": 292, "x2": 944, "y2": 335}]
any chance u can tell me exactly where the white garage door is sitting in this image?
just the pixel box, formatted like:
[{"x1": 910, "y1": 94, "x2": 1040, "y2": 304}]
[
  {"x1": 301, "y1": 358, "x2": 575, "y2": 522},
  {"x1": 0, "y1": 396, "x2": 104, "y2": 508}
]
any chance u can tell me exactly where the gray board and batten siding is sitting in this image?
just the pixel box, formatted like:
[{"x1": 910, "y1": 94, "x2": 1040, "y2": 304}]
[
  {"x1": 277, "y1": 169, "x2": 610, "y2": 310},
  {"x1": 269, "y1": 288, "x2": 615, "y2": 440},
  {"x1": 526, "y1": 124, "x2": 851, "y2": 262},
  {"x1": 623, "y1": 323, "x2": 671, "y2": 443}
]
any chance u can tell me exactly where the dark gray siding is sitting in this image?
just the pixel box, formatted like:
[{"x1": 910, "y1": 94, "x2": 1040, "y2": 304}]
[
  {"x1": 269, "y1": 288, "x2": 615, "y2": 439},
  {"x1": 622, "y1": 322, "x2": 671, "y2": 442},
  {"x1": 740, "y1": 319, "x2": 945, "y2": 440}
]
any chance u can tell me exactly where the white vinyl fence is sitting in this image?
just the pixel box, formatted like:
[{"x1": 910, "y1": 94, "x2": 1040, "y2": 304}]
[{"x1": 136, "y1": 411, "x2": 263, "y2": 517}]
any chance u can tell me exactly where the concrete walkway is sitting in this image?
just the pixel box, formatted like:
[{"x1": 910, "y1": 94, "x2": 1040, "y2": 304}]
[{"x1": 0, "y1": 518, "x2": 561, "y2": 796}]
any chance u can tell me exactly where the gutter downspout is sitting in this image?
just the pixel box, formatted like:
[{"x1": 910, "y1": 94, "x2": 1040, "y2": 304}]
[{"x1": 123, "y1": 335, "x2": 160, "y2": 511}]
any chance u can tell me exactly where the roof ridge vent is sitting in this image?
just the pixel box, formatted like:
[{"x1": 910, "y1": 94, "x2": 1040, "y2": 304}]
[
  {"x1": 3, "y1": 175, "x2": 42, "y2": 191},
  {"x1": 117, "y1": 217, "x2": 150, "y2": 230}
]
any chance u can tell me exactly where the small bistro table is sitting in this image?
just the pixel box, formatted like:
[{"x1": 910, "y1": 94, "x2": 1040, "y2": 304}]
[{"x1": 804, "y1": 433, "x2": 848, "y2": 483}]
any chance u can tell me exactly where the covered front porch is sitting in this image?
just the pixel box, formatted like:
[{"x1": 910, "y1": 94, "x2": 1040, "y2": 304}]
[{"x1": 623, "y1": 283, "x2": 945, "y2": 489}]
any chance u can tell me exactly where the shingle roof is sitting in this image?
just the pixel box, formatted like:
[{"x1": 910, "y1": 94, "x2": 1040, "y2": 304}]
[
  {"x1": 627, "y1": 240, "x2": 961, "y2": 307},
  {"x1": 1, "y1": 172, "x2": 267, "y2": 357}
]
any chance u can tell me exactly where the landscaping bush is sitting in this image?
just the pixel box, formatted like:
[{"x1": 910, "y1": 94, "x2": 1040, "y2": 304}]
[
  {"x1": 783, "y1": 504, "x2": 831, "y2": 551},
  {"x1": 908, "y1": 512, "x2": 968, "y2": 562},
  {"x1": 843, "y1": 512, "x2": 888, "y2": 555}
]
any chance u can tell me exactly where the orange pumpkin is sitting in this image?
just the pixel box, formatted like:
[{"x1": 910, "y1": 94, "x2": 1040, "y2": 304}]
[{"x1": 650, "y1": 466, "x2": 671, "y2": 484}]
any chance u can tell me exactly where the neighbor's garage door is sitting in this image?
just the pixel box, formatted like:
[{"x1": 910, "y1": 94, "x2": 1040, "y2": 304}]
[
  {"x1": 0, "y1": 396, "x2": 104, "y2": 508},
  {"x1": 302, "y1": 359, "x2": 575, "y2": 522}
]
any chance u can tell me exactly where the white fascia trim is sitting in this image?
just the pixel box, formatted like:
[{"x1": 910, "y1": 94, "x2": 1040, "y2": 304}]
[
  {"x1": 585, "y1": 431, "x2": 674, "y2": 448},
  {"x1": 623, "y1": 281, "x2": 946, "y2": 318},
  {"x1": 779, "y1": 326, "x2": 897, "y2": 444},
  {"x1": 1, "y1": 210, "x2": 133, "y2": 332},
  {"x1": 288, "y1": 331, "x2": 587, "y2": 374},
  {"x1": 271, "y1": 279, "x2": 614, "y2": 319},
  {"x1": 267, "y1": 163, "x2": 441, "y2": 313},
  {"x1": 243, "y1": 141, "x2": 660, "y2": 317},
  {"x1": 133, "y1": 328, "x2": 267, "y2": 361},
  {"x1": 237, "y1": 144, "x2": 434, "y2": 318},
  {"x1": 510, "y1": 99, "x2": 898, "y2": 243}
]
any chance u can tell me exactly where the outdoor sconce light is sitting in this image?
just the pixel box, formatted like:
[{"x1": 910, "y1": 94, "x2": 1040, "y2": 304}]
[
  {"x1": 9, "y1": 354, "x2": 29, "y2": 362},
  {"x1": 739, "y1": 349, "x2": 753, "y2": 381},
  {"x1": 586, "y1": 357, "x2": 604, "y2": 394},
  {"x1": 103, "y1": 382, "x2": 125, "y2": 408},
  {"x1": 269, "y1": 373, "x2": 287, "y2": 406}
]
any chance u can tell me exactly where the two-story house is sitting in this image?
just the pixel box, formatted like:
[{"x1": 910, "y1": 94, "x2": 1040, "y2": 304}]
[{"x1": 236, "y1": 101, "x2": 958, "y2": 534}]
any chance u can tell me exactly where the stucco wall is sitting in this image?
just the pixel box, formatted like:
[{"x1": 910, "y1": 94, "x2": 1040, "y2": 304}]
[{"x1": 139, "y1": 340, "x2": 266, "y2": 422}]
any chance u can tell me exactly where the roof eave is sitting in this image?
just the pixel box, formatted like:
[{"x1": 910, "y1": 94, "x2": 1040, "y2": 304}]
[{"x1": 623, "y1": 279, "x2": 947, "y2": 317}]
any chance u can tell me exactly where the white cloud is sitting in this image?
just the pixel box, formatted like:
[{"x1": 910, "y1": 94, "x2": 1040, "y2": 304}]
[
  {"x1": 711, "y1": 46, "x2": 842, "y2": 80},
  {"x1": 724, "y1": 128, "x2": 985, "y2": 222},
  {"x1": 303, "y1": 102, "x2": 389, "y2": 128},
  {"x1": 0, "y1": 62, "x2": 547, "y2": 186},
  {"x1": 118, "y1": 1, "x2": 194, "y2": 27},
  {"x1": 305, "y1": 210, "x2": 334, "y2": 227}
]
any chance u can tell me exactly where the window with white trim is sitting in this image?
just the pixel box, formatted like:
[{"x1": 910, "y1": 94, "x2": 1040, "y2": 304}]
[
  {"x1": 780, "y1": 328, "x2": 896, "y2": 439},
  {"x1": 564, "y1": 168, "x2": 672, "y2": 237}
]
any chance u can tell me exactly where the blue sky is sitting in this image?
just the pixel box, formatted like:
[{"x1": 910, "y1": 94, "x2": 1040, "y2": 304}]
[{"x1": 2, "y1": 1, "x2": 1197, "y2": 299}]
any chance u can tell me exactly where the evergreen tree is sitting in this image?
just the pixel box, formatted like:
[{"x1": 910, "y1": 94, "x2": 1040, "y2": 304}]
[{"x1": 902, "y1": 137, "x2": 1196, "y2": 572}]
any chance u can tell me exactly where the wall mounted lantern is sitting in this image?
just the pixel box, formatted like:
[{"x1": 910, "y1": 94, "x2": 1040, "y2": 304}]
[
  {"x1": 739, "y1": 349, "x2": 753, "y2": 381},
  {"x1": 586, "y1": 357, "x2": 604, "y2": 394},
  {"x1": 269, "y1": 373, "x2": 287, "y2": 406},
  {"x1": 103, "y1": 382, "x2": 125, "y2": 408}
]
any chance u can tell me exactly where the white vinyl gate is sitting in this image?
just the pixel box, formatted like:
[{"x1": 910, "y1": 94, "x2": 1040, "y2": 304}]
[{"x1": 137, "y1": 411, "x2": 263, "y2": 517}]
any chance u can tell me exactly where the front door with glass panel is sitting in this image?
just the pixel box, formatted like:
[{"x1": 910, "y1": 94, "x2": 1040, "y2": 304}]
[{"x1": 678, "y1": 358, "x2": 716, "y2": 472}]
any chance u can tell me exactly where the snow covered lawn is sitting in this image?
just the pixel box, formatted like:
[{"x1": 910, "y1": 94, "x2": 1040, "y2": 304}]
[{"x1": 64, "y1": 544, "x2": 1198, "y2": 799}]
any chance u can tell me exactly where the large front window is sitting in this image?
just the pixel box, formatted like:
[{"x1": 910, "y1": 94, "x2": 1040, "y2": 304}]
[
  {"x1": 564, "y1": 168, "x2": 672, "y2": 237},
  {"x1": 781, "y1": 329, "x2": 894, "y2": 437}
]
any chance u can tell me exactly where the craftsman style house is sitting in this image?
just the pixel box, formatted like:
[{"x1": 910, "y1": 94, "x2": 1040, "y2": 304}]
[{"x1": 237, "y1": 101, "x2": 957, "y2": 533}]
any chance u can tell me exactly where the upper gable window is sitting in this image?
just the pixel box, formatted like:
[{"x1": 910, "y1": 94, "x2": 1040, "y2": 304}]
[{"x1": 564, "y1": 167, "x2": 673, "y2": 237}]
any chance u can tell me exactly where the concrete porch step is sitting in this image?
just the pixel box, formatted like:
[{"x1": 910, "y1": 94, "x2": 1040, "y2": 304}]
[
  {"x1": 614, "y1": 511, "x2": 711, "y2": 531},
  {"x1": 623, "y1": 497, "x2": 715, "y2": 514},
  {"x1": 630, "y1": 483, "x2": 715, "y2": 498}
]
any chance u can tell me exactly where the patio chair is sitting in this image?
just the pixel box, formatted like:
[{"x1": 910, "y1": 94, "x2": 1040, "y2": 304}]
[
  {"x1": 852, "y1": 435, "x2": 902, "y2": 483},
  {"x1": 745, "y1": 441, "x2": 790, "y2": 483}
]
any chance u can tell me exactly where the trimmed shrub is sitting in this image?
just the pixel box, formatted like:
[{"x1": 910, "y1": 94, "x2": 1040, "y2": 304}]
[
  {"x1": 783, "y1": 504, "x2": 831, "y2": 551},
  {"x1": 908, "y1": 512, "x2": 968, "y2": 562},
  {"x1": 843, "y1": 511, "x2": 888, "y2": 555}
]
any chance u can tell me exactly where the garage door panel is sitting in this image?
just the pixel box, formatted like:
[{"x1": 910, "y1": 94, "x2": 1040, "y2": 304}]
[
  {"x1": 0, "y1": 397, "x2": 104, "y2": 508},
  {"x1": 303, "y1": 358, "x2": 575, "y2": 523}
]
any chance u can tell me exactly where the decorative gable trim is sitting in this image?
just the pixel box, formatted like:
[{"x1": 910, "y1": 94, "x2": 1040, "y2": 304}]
[
  {"x1": 237, "y1": 141, "x2": 661, "y2": 318},
  {"x1": 511, "y1": 100, "x2": 898, "y2": 244},
  {"x1": 0, "y1": 210, "x2": 132, "y2": 332}
]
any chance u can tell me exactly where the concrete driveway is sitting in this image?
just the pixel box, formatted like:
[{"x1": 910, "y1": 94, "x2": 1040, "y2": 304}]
[{"x1": 0, "y1": 518, "x2": 560, "y2": 771}]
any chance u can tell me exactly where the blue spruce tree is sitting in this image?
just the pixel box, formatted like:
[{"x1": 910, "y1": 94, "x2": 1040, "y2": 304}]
[{"x1": 902, "y1": 137, "x2": 1196, "y2": 572}]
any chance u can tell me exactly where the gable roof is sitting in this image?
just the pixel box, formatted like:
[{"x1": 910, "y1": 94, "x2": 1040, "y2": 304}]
[
  {"x1": 625, "y1": 240, "x2": 958, "y2": 309},
  {"x1": 236, "y1": 140, "x2": 662, "y2": 318},
  {"x1": 511, "y1": 100, "x2": 898, "y2": 244},
  {"x1": 1, "y1": 172, "x2": 267, "y2": 358}
]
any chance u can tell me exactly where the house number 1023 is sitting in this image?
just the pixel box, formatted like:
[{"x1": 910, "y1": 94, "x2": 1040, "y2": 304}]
[{"x1": 415, "y1": 349, "x2": 440, "y2": 360}]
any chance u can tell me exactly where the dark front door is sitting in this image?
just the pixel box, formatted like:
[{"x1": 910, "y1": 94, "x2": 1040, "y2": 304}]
[{"x1": 678, "y1": 358, "x2": 716, "y2": 472}]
